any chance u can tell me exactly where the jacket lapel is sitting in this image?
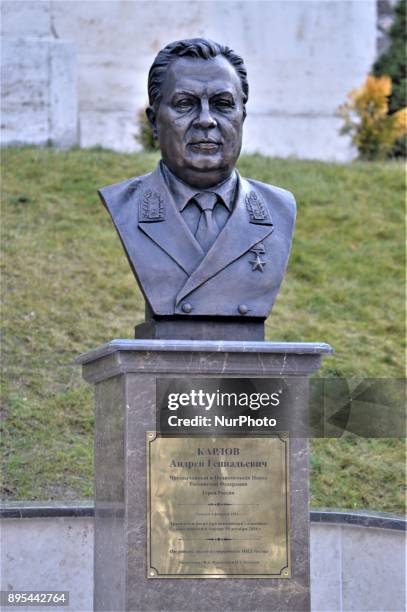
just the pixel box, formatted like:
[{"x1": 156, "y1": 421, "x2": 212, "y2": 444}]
[
  {"x1": 138, "y1": 166, "x2": 204, "y2": 276},
  {"x1": 176, "y1": 175, "x2": 274, "y2": 305}
]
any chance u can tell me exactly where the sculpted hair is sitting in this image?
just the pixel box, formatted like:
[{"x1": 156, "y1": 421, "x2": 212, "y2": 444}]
[{"x1": 148, "y1": 38, "x2": 249, "y2": 111}]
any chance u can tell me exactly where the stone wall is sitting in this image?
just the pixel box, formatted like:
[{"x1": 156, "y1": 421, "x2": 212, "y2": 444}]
[
  {"x1": 1, "y1": 0, "x2": 378, "y2": 160},
  {"x1": 1, "y1": 1, "x2": 77, "y2": 148}
]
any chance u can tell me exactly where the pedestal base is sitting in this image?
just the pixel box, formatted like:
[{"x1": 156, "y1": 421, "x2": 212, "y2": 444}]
[
  {"x1": 135, "y1": 318, "x2": 265, "y2": 341},
  {"x1": 77, "y1": 339, "x2": 332, "y2": 612}
]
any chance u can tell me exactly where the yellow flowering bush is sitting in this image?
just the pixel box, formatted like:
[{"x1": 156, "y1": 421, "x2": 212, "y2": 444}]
[{"x1": 338, "y1": 75, "x2": 407, "y2": 160}]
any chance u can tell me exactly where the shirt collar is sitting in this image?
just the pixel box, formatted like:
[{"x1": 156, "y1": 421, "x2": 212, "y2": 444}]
[{"x1": 160, "y1": 160, "x2": 237, "y2": 212}]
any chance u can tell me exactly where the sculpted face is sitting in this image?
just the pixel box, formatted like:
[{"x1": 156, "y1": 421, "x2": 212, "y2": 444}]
[{"x1": 148, "y1": 55, "x2": 246, "y2": 189}]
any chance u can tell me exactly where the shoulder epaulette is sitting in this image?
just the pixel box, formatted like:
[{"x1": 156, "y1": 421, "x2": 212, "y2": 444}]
[{"x1": 245, "y1": 191, "x2": 273, "y2": 225}]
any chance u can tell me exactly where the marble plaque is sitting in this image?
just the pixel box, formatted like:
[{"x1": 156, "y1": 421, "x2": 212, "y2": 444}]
[{"x1": 147, "y1": 433, "x2": 290, "y2": 579}]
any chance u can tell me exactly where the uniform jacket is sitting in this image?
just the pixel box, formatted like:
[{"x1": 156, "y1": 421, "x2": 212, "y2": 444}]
[{"x1": 98, "y1": 163, "x2": 296, "y2": 319}]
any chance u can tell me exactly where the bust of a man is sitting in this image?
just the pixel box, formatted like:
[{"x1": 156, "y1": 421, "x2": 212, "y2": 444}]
[{"x1": 99, "y1": 39, "x2": 296, "y2": 340}]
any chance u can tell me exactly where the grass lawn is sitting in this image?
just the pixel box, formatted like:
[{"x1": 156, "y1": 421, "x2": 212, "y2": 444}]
[{"x1": 1, "y1": 147, "x2": 405, "y2": 513}]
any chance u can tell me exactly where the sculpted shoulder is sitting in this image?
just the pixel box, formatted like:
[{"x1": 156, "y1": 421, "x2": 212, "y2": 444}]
[{"x1": 98, "y1": 172, "x2": 152, "y2": 227}]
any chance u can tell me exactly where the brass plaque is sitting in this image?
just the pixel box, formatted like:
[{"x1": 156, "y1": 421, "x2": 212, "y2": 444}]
[{"x1": 147, "y1": 434, "x2": 290, "y2": 578}]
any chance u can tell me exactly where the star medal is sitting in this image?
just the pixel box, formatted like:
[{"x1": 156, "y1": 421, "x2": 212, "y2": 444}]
[{"x1": 249, "y1": 243, "x2": 266, "y2": 272}]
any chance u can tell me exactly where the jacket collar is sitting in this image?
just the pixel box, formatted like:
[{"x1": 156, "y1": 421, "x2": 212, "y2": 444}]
[{"x1": 138, "y1": 164, "x2": 204, "y2": 276}]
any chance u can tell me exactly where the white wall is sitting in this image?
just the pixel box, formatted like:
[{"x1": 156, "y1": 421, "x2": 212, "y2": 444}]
[
  {"x1": 1, "y1": 1, "x2": 77, "y2": 148},
  {"x1": 1, "y1": 0, "x2": 378, "y2": 160}
]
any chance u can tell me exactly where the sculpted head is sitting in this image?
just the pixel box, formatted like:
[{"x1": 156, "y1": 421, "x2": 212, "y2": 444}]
[{"x1": 147, "y1": 38, "x2": 249, "y2": 189}]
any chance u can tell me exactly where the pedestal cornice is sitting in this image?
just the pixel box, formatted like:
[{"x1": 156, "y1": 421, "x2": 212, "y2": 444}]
[{"x1": 76, "y1": 339, "x2": 333, "y2": 384}]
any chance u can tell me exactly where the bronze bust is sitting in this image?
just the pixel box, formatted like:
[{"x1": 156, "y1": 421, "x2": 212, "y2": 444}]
[{"x1": 99, "y1": 39, "x2": 296, "y2": 340}]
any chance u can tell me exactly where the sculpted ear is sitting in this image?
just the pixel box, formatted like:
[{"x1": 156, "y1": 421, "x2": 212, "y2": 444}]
[{"x1": 146, "y1": 106, "x2": 158, "y2": 139}]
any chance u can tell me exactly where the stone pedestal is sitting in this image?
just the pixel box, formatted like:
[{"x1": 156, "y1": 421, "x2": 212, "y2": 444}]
[{"x1": 77, "y1": 339, "x2": 332, "y2": 612}]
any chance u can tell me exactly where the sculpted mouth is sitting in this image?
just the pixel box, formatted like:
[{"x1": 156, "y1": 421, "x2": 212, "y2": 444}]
[{"x1": 189, "y1": 140, "x2": 222, "y2": 151}]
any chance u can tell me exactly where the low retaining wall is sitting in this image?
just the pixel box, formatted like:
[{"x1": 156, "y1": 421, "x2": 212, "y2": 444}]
[{"x1": 1, "y1": 505, "x2": 405, "y2": 612}]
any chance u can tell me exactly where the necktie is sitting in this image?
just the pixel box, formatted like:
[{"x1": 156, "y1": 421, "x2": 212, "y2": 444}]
[{"x1": 193, "y1": 191, "x2": 219, "y2": 251}]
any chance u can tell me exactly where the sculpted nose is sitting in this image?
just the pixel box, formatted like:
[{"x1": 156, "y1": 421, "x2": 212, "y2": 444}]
[{"x1": 193, "y1": 105, "x2": 217, "y2": 129}]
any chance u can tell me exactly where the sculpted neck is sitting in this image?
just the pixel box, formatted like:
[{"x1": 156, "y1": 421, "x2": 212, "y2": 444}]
[{"x1": 162, "y1": 160, "x2": 234, "y2": 190}]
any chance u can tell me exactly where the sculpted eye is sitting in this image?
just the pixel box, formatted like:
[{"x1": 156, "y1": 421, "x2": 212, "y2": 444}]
[
  {"x1": 174, "y1": 98, "x2": 194, "y2": 110},
  {"x1": 213, "y1": 98, "x2": 234, "y2": 111}
]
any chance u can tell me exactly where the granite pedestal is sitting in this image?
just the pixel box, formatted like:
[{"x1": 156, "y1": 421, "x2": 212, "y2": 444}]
[{"x1": 77, "y1": 339, "x2": 332, "y2": 612}]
